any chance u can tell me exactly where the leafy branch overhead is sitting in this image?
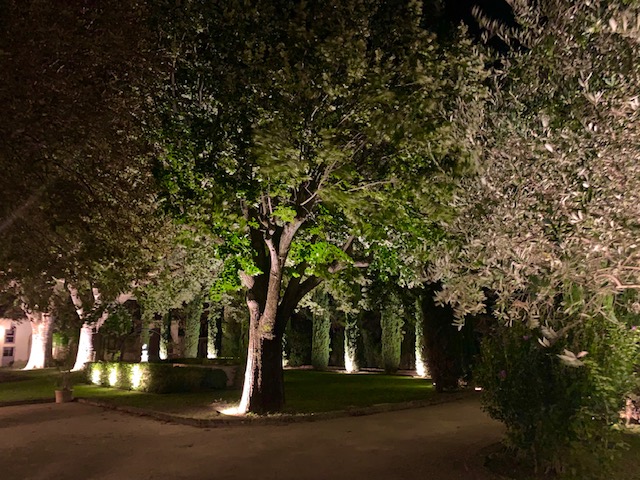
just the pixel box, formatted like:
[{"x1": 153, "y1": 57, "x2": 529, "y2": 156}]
[{"x1": 154, "y1": 0, "x2": 488, "y2": 292}]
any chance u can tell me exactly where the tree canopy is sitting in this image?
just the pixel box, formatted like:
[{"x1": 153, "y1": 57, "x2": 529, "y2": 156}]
[
  {"x1": 153, "y1": 0, "x2": 488, "y2": 412},
  {"x1": 0, "y1": 0, "x2": 164, "y2": 307}
]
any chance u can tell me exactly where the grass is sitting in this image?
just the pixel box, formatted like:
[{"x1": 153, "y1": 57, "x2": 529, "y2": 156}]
[
  {"x1": 614, "y1": 432, "x2": 640, "y2": 480},
  {"x1": 0, "y1": 367, "x2": 435, "y2": 416},
  {"x1": 0, "y1": 368, "x2": 65, "y2": 402},
  {"x1": 282, "y1": 369, "x2": 435, "y2": 413}
]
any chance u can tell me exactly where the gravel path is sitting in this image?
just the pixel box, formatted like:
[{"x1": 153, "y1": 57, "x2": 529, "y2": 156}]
[{"x1": 0, "y1": 396, "x2": 504, "y2": 480}]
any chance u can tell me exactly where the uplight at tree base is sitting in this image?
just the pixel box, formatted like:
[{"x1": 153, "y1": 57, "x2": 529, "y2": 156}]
[
  {"x1": 109, "y1": 366, "x2": 118, "y2": 387},
  {"x1": 415, "y1": 356, "x2": 428, "y2": 378},
  {"x1": 344, "y1": 352, "x2": 357, "y2": 373}
]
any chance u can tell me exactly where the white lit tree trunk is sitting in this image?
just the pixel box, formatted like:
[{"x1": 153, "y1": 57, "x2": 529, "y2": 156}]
[
  {"x1": 344, "y1": 314, "x2": 359, "y2": 373},
  {"x1": 237, "y1": 222, "x2": 314, "y2": 414},
  {"x1": 69, "y1": 285, "x2": 131, "y2": 371},
  {"x1": 23, "y1": 310, "x2": 54, "y2": 370},
  {"x1": 414, "y1": 298, "x2": 429, "y2": 378}
]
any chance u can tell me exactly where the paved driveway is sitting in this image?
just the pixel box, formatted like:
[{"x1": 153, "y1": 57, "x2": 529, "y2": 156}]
[{"x1": 0, "y1": 396, "x2": 503, "y2": 480}]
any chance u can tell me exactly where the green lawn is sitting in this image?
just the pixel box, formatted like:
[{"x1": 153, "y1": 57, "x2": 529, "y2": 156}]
[
  {"x1": 0, "y1": 367, "x2": 435, "y2": 416},
  {"x1": 282, "y1": 370, "x2": 435, "y2": 413},
  {"x1": 0, "y1": 368, "x2": 66, "y2": 403}
]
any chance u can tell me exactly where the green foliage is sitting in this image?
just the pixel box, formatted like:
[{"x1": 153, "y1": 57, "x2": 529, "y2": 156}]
[
  {"x1": 476, "y1": 311, "x2": 640, "y2": 476},
  {"x1": 139, "y1": 231, "x2": 222, "y2": 324},
  {"x1": 284, "y1": 312, "x2": 312, "y2": 367},
  {"x1": 0, "y1": 0, "x2": 164, "y2": 314},
  {"x1": 311, "y1": 293, "x2": 332, "y2": 371},
  {"x1": 206, "y1": 304, "x2": 222, "y2": 359},
  {"x1": 428, "y1": 0, "x2": 640, "y2": 470},
  {"x1": 311, "y1": 317, "x2": 331, "y2": 370},
  {"x1": 86, "y1": 362, "x2": 227, "y2": 394},
  {"x1": 101, "y1": 303, "x2": 136, "y2": 338},
  {"x1": 361, "y1": 313, "x2": 383, "y2": 369},
  {"x1": 151, "y1": 0, "x2": 488, "y2": 304},
  {"x1": 381, "y1": 292, "x2": 405, "y2": 374},
  {"x1": 183, "y1": 297, "x2": 203, "y2": 358}
]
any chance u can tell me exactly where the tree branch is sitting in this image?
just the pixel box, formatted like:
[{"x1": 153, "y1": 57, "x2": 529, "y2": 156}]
[{"x1": 596, "y1": 273, "x2": 640, "y2": 290}]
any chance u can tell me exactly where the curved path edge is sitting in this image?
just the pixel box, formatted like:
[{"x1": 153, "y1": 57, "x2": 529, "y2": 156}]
[{"x1": 76, "y1": 390, "x2": 476, "y2": 428}]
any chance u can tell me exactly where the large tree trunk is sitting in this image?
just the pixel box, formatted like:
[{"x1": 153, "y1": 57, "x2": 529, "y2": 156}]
[
  {"x1": 72, "y1": 323, "x2": 95, "y2": 371},
  {"x1": 422, "y1": 283, "x2": 464, "y2": 392},
  {"x1": 236, "y1": 219, "x2": 319, "y2": 414},
  {"x1": 238, "y1": 308, "x2": 285, "y2": 414},
  {"x1": 23, "y1": 311, "x2": 54, "y2": 370}
]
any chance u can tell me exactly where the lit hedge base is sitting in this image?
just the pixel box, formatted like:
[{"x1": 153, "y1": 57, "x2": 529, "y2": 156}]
[{"x1": 86, "y1": 362, "x2": 228, "y2": 394}]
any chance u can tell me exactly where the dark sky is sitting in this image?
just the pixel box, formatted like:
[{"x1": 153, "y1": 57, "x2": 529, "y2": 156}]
[
  {"x1": 443, "y1": 0, "x2": 514, "y2": 50},
  {"x1": 445, "y1": 0, "x2": 513, "y2": 23}
]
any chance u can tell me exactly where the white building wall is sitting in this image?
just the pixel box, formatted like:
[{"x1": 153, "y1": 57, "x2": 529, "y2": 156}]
[{"x1": 0, "y1": 319, "x2": 32, "y2": 368}]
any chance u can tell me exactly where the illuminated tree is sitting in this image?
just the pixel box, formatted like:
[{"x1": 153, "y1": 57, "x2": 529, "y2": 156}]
[
  {"x1": 154, "y1": 0, "x2": 487, "y2": 413},
  {"x1": 137, "y1": 231, "x2": 223, "y2": 359},
  {"x1": 0, "y1": 0, "x2": 165, "y2": 368}
]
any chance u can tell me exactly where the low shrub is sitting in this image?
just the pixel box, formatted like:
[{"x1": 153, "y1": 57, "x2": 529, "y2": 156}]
[
  {"x1": 157, "y1": 357, "x2": 239, "y2": 366},
  {"x1": 86, "y1": 362, "x2": 227, "y2": 393},
  {"x1": 476, "y1": 313, "x2": 639, "y2": 477}
]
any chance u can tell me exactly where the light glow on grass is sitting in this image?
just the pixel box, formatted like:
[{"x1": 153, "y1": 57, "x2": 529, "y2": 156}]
[
  {"x1": 109, "y1": 366, "x2": 118, "y2": 387},
  {"x1": 220, "y1": 405, "x2": 241, "y2": 415},
  {"x1": 131, "y1": 364, "x2": 143, "y2": 390}
]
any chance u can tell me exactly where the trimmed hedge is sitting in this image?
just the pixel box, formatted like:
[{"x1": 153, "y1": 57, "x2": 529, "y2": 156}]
[
  {"x1": 157, "y1": 357, "x2": 239, "y2": 367},
  {"x1": 86, "y1": 362, "x2": 227, "y2": 394}
]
